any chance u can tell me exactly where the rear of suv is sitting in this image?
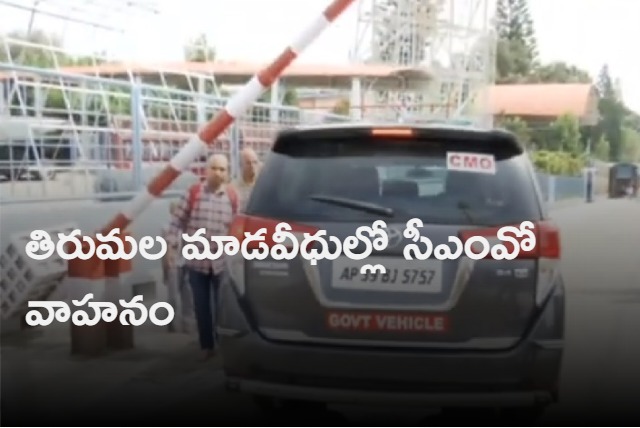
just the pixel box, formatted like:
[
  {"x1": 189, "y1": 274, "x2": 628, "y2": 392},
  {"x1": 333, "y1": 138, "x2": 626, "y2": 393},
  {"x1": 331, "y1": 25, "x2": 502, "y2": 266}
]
[{"x1": 218, "y1": 123, "x2": 565, "y2": 420}]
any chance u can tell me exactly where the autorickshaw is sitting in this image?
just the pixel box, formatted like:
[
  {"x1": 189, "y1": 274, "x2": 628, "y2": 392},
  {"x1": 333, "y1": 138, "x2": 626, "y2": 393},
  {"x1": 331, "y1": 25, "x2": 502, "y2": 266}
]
[{"x1": 608, "y1": 162, "x2": 639, "y2": 198}]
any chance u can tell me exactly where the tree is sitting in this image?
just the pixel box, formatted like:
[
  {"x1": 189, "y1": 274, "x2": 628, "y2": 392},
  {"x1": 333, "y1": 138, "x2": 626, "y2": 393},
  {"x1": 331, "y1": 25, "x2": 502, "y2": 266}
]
[
  {"x1": 550, "y1": 113, "x2": 582, "y2": 155},
  {"x1": 595, "y1": 64, "x2": 625, "y2": 161},
  {"x1": 1, "y1": 30, "x2": 65, "y2": 67},
  {"x1": 498, "y1": 116, "x2": 531, "y2": 146},
  {"x1": 593, "y1": 135, "x2": 610, "y2": 161},
  {"x1": 621, "y1": 127, "x2": 640, "y2": 163},
  {"x1": 493, "y1": 0, "x2": 593, "y2": 85},
  {"x1": 281, "y1": 89, "x2": 298, "y2": 106},
  {"x1": 494, "y1": 0, "x2": 538, "y2": 82},
  {"x1": 183, "y1": 33, "x2": 215, "y2": 62},
  {"x1": 274, "y1": 88, "x2": 299, "y2": 122},
  {"x1": 495, "y1": 38, "x2": 534, "y2": 82},
  {"x1": 496, "y1": 0, "x2": 537, "y2": 46},
  {"x1": 526, "y1": 62, "x2": 592, "y2": 84},
  {"x1": 1, "y1": 30, "x2": 116, "y2": 116},
  {"x1": 331, "y1": 99, "x2": 350, "y2": 116},
  {"x1": 623, "y1": 109, "x2": 640, "y2": 132},
  {"x1": 254, "y1": 88, "x2": 298, "y2": 106},
  {"x1": 250, "y1": 88, "x2": 301, "y2": 123},
  {"x1": 596, "y1": 64, "x2": 615, "y2": 98},
  {"x1": 0, "y1": 30, "x2": 101, "y2": 67}
]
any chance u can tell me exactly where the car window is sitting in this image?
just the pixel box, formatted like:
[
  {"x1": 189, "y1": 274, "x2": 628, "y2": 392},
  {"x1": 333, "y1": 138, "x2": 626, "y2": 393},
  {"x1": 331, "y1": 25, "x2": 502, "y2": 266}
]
[
  {"x1": 376, "y1": 165, "x2": 446, "y2": 197},
  {"x1": 246, "y1": 134, "x2": 542, "y2": 226}
]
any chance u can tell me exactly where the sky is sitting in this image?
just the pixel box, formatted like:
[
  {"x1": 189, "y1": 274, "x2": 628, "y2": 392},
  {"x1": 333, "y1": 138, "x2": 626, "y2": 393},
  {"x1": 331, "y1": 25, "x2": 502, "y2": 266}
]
[{"x1": 1, "y1": 0, "x2": 639, "y2": 112}]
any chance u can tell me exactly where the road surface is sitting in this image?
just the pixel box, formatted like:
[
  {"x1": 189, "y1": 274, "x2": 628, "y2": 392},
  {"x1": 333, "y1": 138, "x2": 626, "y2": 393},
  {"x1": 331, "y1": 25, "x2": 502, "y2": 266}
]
[{"x1": 2, "y1": 198, "x2": 640, "y2": 425}]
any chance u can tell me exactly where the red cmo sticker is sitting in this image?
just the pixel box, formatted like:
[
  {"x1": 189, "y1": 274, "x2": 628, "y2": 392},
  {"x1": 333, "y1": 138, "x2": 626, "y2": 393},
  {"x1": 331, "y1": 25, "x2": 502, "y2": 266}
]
[
  {"x1": 326, "y1": 311, "x2": 449, "y2": 333},
  {"x1": 447, "y1": 152, "x2": 496, "y2": 175}
]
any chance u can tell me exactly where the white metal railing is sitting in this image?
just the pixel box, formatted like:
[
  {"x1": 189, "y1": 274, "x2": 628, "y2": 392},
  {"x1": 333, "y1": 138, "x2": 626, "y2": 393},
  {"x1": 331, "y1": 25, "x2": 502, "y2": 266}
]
[{"x1": 0, "y1": 63, "x2": 352, "y2": 204}]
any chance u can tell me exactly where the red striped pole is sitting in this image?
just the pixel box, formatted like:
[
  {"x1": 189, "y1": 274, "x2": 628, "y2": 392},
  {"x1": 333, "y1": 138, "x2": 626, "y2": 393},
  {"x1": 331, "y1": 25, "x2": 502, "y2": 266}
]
[
  {"x1": 66, "y1": 241, "x2": 108, "y2": 357},
  {"x1": 65, "y1": 231, "x2": 135, "y2": 356},
  {"x1": 100, "y1": 0, "x2": 356, "y2": 234},
  {"x1": 104, "y1": 232, "x2": 134, "y2": 350}
]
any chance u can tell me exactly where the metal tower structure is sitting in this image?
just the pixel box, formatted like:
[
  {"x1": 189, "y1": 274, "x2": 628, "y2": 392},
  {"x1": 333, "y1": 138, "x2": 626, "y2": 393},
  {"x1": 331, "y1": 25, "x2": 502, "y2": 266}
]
[{"x1": 351, "y1": 0, "x2": 497, "y2": 126}]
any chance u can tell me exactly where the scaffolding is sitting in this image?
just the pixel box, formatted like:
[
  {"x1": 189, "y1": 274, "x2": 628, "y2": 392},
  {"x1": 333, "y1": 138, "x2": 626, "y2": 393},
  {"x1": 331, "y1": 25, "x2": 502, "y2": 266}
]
[
  {"x1": 0, "y1": 0, "x2": 497, "y2": 204},
  {"x1": 351, "y1": 0, "x2": 497, "y2": 126},
  {"x1": 0, "y1": 0, "x2": 350, "y2": 203}
]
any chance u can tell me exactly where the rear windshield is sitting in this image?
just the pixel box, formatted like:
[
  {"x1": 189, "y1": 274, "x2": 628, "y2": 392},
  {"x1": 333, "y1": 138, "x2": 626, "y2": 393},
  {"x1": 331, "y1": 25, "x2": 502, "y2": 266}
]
[
  {"x1": 246, "y1": 136, "x2": 542, "y2": 226},
  {"x1": 613, "y1": 165, "x2": 636, "y2": 179}
]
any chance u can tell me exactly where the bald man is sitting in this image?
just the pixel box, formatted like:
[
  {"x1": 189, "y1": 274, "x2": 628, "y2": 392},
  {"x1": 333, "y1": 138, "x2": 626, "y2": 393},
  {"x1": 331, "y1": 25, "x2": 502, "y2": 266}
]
[
  {"x1": 232, "y1": 147, "x2": 261, "y2": 211},
  {"x1": 166, "y1": 153, "x2": 239, "y2": 360}
]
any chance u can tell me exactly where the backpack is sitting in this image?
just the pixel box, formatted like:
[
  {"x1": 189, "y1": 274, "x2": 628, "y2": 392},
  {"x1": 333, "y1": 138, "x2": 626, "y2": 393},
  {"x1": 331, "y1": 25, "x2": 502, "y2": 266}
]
[{"x1": 186, "y1": 182, "x2": 239, "y2": 216}]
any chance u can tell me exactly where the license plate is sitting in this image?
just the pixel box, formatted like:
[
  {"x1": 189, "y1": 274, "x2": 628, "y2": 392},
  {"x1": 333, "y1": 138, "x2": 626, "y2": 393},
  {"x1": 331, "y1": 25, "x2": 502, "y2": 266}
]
[
  {"x1": 326, "y1": 310, "x2": 449, "y2": 333},
  {"x1": 331, "y1": 256, "x2": 443, "y2": 293}
]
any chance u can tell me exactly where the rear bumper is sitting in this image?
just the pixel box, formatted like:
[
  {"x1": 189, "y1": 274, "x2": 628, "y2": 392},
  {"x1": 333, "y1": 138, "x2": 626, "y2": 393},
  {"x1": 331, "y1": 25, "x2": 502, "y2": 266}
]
[
  {"x1": 220, "y1": 327, "x2": 561, "y2": 407},
  {"x1": 225, "y1": 378, "x2": 553, "y2": 408},
  {"x1": 218, "y1": 274, "x2": 564, "y2": 408}
]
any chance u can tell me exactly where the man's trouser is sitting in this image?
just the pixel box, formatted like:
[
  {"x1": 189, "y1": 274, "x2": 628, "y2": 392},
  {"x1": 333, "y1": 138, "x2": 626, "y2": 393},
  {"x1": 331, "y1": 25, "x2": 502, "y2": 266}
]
[{"x1": 186, "y1": 268, "x2": 220, "y2": 351}]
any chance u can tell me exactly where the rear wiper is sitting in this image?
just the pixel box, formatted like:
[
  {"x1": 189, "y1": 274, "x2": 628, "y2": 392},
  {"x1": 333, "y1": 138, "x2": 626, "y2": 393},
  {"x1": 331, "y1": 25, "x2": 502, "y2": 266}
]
[{"x1": 309, "y1": 194, "x2": 395, "y2": 218}]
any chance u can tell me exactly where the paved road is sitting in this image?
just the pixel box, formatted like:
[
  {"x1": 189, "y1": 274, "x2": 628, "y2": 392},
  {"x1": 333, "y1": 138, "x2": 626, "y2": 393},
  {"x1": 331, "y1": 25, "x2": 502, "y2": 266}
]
[
  {"x1": 539, "y1": 198, "x2": 640, "y2": 423},
  {"x1": 2, "y1": 198, "x2": 640, "y2": 425}
]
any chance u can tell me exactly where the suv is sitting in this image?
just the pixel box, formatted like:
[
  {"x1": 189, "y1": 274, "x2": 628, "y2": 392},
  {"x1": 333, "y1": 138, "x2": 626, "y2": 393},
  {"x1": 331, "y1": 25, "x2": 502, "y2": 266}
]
[{"x1": 218, "y1": 123, "x2": 565, "y2": 421}]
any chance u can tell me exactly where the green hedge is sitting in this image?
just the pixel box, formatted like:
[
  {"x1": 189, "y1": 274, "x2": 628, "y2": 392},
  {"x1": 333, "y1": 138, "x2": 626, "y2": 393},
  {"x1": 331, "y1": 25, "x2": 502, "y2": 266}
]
[{"x1": 530, "y1": 150, "x2": 585, "y2": 176}]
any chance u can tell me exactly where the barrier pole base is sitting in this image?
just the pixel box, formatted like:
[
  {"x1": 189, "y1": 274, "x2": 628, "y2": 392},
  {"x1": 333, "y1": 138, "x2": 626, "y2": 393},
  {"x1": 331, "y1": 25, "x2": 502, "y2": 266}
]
[
  {"x1": 106, "y1": 321, "x2": 134, "y2": 351},
  {"x1": 70, "y1": 322, "x2": 108, "y2": 357},
  {"x1": 20, "y1": 312, "x2": 36, "y2": 331}
]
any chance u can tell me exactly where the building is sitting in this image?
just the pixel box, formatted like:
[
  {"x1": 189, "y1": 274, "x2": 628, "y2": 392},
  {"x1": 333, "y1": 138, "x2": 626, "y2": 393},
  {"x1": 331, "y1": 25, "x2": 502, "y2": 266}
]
[
  {"x1": 484, "y1": 83, "x2": 601, "y2": 128},
  {"x1": 298, "y1": 83, "x2": 602, "y2": 129}
]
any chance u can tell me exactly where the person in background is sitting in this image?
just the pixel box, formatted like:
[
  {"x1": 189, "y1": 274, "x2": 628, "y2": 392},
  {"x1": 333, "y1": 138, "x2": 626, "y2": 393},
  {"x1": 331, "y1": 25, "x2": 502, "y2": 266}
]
[
  {"x1": 232, "y1": 147, "x2": 261, "y2": 211},
  {"x1": 166, "y1": 154, "x2": 239, "y2": 361},
  {"x1": 161, "y1": 200, "x2": 194, "y2": 334}
]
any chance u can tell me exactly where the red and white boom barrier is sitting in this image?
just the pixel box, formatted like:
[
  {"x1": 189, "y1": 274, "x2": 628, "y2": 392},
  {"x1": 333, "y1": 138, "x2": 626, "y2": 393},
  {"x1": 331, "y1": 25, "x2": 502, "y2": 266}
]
[{"x1": 65, "y1": 0, "x2": 356, "y2": 356}]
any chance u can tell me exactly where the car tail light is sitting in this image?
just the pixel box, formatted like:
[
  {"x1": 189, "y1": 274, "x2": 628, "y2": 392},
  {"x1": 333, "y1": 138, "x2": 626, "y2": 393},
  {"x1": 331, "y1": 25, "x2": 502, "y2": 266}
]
[
  {"x1": 371, "y1": 128, "x2": 415, "y2": 138},
  {"x1": 225, "y1": 214, "x2": 319, "y2": 295},
  {"x1": 459, "y1": 221, "x2": 562, "y2": 306},
  {"x1": 459, "y1": 221, "x2": 560, "y2": 260}
]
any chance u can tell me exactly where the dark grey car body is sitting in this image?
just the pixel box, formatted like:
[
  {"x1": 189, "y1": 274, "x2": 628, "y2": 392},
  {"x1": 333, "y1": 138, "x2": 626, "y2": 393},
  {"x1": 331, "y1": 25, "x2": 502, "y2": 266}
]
[{"x1": 218, "y1": 123, "x2": 565, "y2": 413}]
